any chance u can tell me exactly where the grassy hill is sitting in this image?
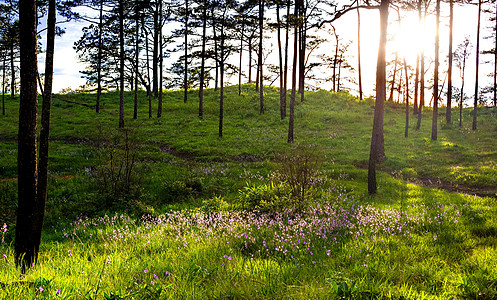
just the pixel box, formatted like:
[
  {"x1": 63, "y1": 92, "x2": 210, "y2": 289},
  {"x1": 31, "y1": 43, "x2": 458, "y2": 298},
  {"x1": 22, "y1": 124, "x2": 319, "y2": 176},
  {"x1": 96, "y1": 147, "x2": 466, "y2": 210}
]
[{"x1": 0, "y1": 85, "x2": 496, "y2": 299}]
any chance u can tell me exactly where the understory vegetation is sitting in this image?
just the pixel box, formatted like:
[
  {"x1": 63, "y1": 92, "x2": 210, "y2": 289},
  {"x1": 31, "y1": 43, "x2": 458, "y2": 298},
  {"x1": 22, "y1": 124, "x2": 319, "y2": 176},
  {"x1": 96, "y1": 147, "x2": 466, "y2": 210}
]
[{"x1": 1, "y1": 85, "x2": 497, "y2": 299}]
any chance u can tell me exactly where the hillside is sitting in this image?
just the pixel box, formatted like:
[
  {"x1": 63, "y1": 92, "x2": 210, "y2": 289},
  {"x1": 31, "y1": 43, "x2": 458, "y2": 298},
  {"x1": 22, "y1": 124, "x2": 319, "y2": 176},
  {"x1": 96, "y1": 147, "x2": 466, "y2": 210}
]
[{"x1": 1, "y1": 85, "x2": 496, "y2": 299}]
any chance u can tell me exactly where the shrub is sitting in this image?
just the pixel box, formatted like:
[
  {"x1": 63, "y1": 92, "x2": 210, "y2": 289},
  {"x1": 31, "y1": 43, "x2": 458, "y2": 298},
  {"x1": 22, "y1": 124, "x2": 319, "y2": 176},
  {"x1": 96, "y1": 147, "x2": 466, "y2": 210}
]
[{"x1": 238, "y1": 182, "x2": 294, "y2": 213}]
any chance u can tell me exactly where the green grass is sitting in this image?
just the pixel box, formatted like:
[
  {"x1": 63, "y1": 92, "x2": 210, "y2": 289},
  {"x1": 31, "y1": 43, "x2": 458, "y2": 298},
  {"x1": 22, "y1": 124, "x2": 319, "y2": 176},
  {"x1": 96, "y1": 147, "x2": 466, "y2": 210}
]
[{"x1": 1, "y1": 84, "x2": 497, "y2": 299}]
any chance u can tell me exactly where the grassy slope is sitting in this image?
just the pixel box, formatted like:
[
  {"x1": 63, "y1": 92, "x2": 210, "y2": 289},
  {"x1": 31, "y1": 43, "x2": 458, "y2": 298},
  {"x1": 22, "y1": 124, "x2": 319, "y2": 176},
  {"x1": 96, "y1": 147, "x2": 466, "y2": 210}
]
[{"x1": 0, "y1": 85, "x2": 496, "y2": 299}]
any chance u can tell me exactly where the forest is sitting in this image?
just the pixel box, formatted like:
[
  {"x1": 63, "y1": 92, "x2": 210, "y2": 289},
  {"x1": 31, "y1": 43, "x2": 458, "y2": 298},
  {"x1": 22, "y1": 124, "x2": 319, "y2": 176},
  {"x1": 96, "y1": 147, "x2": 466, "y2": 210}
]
[{"x1": 1, "y1": 0, "x2": 497, "y2": 298}]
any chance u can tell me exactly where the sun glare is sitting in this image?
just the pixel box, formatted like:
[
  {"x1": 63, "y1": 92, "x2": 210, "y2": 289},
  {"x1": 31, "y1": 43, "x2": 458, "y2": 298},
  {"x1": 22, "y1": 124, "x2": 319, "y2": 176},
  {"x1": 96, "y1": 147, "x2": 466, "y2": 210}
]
[{"x1": 390, "y1": 14, "x2": 435, "y2": 64}]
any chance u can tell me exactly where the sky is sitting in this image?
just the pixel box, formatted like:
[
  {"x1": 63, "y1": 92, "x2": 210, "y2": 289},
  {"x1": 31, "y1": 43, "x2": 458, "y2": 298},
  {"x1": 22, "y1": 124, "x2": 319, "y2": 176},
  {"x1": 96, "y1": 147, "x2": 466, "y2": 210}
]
[{"x1": 36, "y1": 1, "x2": 495, "y2": 106}]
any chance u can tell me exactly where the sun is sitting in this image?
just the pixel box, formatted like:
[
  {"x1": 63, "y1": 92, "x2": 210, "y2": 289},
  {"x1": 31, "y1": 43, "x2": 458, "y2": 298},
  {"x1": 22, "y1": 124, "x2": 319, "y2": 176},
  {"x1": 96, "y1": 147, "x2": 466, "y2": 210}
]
[{"x1": 389, "y1": 13, "x2": 435, "y2": 64}]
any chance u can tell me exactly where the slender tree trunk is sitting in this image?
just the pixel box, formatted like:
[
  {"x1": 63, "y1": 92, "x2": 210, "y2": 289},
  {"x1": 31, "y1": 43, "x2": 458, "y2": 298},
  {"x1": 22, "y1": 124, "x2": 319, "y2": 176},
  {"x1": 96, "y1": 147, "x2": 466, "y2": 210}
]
[
  {"x1": 238, "y1": 16, "x2": 244, "y2": 96},
  {"x1": 212, "y1": 11, "x2": 219, "y2": 92},
  {"x1": 332, "y1": 26, "x2": 338, "y2": 92},
  {"x1": 446, "y1": 0, "x2": 453, "y2": 123},
  {"x1": 368, "y1": 0, "x2": 388, "y2": 195},
  {"x1": 473, "y1": 0, "x2": 481, "y2": 131},
  {"x1": 134, "y1": 5, "x2": 139, "y2": 120},
  {"x1": 357, "y1": 0, "x2": 363, "y2": 101},
  {"x1": 259, "y1": 0, "x2": 264, "y2": 114},
  {"x1": 184, "y1": 0, "x2": 188, "y2": 103},
  {"x1": 118, "y1": 0, "x2": 125, "y2": 128},
  {"x1": 277, "y1": 1, "x2": 285, "y2": 119},
  {"x1": 199, "y1": 4, "x2": 207, "y2": 117},
  {"x1": 255, "y1": 58, "x2": 259, "y2": 91},
  {"x1": 248, "y1": 36, "x2": 252, "y2": 83},
  {"x1": 432, "y1": 0, "x2": 440, "y2": 140},
  {"x1": 404, "y1": 57, "x2": 409, "y2": 137},
  {"x1": 96, "y1": 0, "x2": 103, "y2": 113},
  {"x1": 413, "y1": 54, "x2": 419, "y2": 114},
  {"x1": 153, "y1": 2, "x2": 159, "y2": 97},
  {"x1": 157, "y1": 0, "x2": 163, "y2": 118},
  {"x1": 219, "y1": 20, "x2": 225, "y2": 137},
  {"x1": 494, "y1": 2, "x2": 497, "y2": 106},
  {"x1": 15, "y1": 0, "x2": 39, "y2": 272},
  {"x1": 288, "y1": 0, "x2": 298, "y2": 143},
  {"x1": 2, "y1": 53, "x2": 5, "y2": 115},
  {"x1": 460, "y1": 64, "x2": 465, "y2": 127},
  {"x1": 143, "y1": 22, "x2": 152, "y2": 118},
  {"x1": 300, "y1": 12, "x2": 305, "y2": 103},
  {"x1": 337, "y1": 54, "x2": 342, "y2": 91},
  {"x1": 36, "y1": 0, "x2": 56, "y2": 269},
  {"x1": 388, "y1": 53, "x2": 397, "y2": 101},
  {"x1": 10, "y1": 43, "x2": 14, "y2": 98},
  {"x1": 283, "y1": 0, "x2": 290, "y2": 111},
  {"x1": 416, "y1": 0, "x2": 425, "y2": 130}
]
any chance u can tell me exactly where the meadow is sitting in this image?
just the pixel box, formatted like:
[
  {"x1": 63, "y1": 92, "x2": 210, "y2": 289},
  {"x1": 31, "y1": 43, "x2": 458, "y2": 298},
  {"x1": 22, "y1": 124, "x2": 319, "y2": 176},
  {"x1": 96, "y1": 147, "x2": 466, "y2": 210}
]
[{"x1": 0, "y1": 84, "x2": 496, "y2": 299}]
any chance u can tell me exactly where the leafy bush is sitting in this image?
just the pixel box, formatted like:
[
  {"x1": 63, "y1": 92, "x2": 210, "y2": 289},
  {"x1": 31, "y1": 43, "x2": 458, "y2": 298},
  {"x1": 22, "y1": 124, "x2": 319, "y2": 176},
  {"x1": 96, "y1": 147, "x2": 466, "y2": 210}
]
[
  {"x1": 160, "y1": 178, "x2": 204, "y2": 204},
  {"x1": 201, "y1": 196, "x2": 229, "y2": 213},
  {"x1": 238, "y1": 182, "x2": 294, "y2": 213}
]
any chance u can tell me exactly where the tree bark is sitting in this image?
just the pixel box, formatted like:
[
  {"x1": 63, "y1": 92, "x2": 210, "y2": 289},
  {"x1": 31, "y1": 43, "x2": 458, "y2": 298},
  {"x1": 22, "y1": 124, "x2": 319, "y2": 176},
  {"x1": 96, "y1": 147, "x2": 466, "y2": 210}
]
[
  {"x1": 368, "y1": 0, "x2": 388, "y2": 195},
  {"x1": 404, "y1": 57, "x2": 409, "y2": 138},
  {"x1": 413, "y1": 53, "x2": 419, "y2": 114},
  {"x1": 157, "y1": 0, "x2": 163, "y2": 118},
  {"x1": 184, "y1": 0, "x2": 188, "y2": 103},
  {"x1": 96, "y1": 0, "x2": 103, "y2": 113},
  {"x1": 259, "y1": 0, "x2": 264, "y2": 114},
  {"x1": 15, "y1": 0, "x2": 39, "y2": 272},
  {"x1": 219, "y1": 18, "x2": 225, "y2": 137},
  {"x1": 153, "y1": 2, "x2": 159, "y2": 97},
  {"x1": 238, "y1": 16, "x2": 244, "y2": 96},
  {"x1": 416, "y1": 0, "x2": 424, "y2": 130},
  {"x1": 212, "y1": 10, "x2": 219, "y2": 92},
  {"x1": 432, "y1": 0, "x2": 440, "y2": 140},
  {"x1": 2, "y1": 53, "x2": 5, "y2": 115},
  {"x1": 36, "y1": 0, "x2": 56, "y2": 270},
  {"x1": 199, "y1": 3, "x2": 207, "y2": 117},
  {"x1": 283, "y1": 0, "x2": 290, "y2": 113},
  {"x1": 277, "y1": 1, "x2": 285, "y2": 119},
  {"x1": 287, "y1": 0, "x2": 298, "y2": 143},
  {"x1": 10, "y1": 42, "x2": 15, "y2": 98},
  {"x1": 446, "y1": 0, "x2": 453, "y2": 123},
  {"x1": 119, "y1": 0, "x2": 125, "y2": 128},
  {"x1": 473, "y1": 0, "x2": 481, "y2": 131},
  {"x1": 494, "y1": 2, "x2": 497, "y2": 106},
  {"x1": 134, "y1": 3, "x2": 139, "y2": 120},
  {"x1": 357, "y1": 0, "x2": 363, "y2": 101}
]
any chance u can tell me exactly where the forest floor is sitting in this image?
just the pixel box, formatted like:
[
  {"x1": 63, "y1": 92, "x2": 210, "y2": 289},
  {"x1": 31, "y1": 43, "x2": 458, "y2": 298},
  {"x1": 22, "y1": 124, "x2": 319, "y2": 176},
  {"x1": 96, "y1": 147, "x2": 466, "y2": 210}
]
[{"x1": 1, "y1": 85, "x2": 497, "y2": 299}]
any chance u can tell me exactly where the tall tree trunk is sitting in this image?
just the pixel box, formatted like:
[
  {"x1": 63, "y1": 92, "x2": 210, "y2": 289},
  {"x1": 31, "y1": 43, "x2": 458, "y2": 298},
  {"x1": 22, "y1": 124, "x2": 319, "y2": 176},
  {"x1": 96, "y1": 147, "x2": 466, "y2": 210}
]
[
  {"x1": 96, "y1": 0, "x2": 103, "y2": 113},
  {"x1": 413, "y1": 54, "x2": 419, "y2": 115},
  {"x1": 404, "y1": 57, "x2": 409, "y2": 137},
  {"x1": 388, "y1": 53, "x2": 397, "y2": 101},
  {"x1": 118, "y1": 0, "x2": 125, "y2": 128},
  {"x1": 219, "y1": 21, "x2": 225, "y2": 137},
  {"x1": 152, "y1": 2, "x2": 159, "y2": 97},
  {"x1": 157, "y1": 0, "x2": 163, "y2": 118},
  {"x1": 134, "y1": 4, "x2": 139, "y2": 120},
  {"x1": 36, "y1": 0, "x2": 56, "y2": 269},
  {"x1": 367, "y1": 0, "x2": 388, "y2": 195},
  {"x1": 332, "y1": 26, "x2": 338, "y2": 92},
  {"x1": 277, "y1": 1, "x2": 285, "y2": 119},
  {"x1": 446, "y1": 0, "x2": 453, "y2": 123},
  {"x1": 2, "y1": 52, "x2": 5, "y2": 115},
  {"x1": 357, "y1": 0, "x2": 363, "y2": 101},
  {"x1": 473, "y1": 0, "x2": 481, "y2": 131},
  {"x1": 299, "y1": 12, "x2": 306, "y2": 103},
  {"x1": 432, "y1": 0, "x2": 440, "y2": 140},
  {"x1": 143, "y1": 21, "x2": 152, "y2": 118},
  {"x1": 255, "y1": 57, "x2": 259, "y2": 91},
  {"x1": 238, "y1": 16, "x2": 244, "y2": 96},
  {"x1": 494, "y1": 2, "x2": 497, "y2": 107},
  {"x1": 259, "y1": 0, "x2": 264, "y2": 114},
  {"x1": 184, "y1": 0, "x2": 188, "y2": 103},
  {"x1": 337, "y1": 54, "x2": 342, "y2": 91},
  {"x1": 10, "y1": 43, "x2": 14, "y2": 98},
  {"x1": 199, "y1": 3, "x2": 207, "y2": 117},
  {"x1": 416, "y1": 0, "x2": 425, "y2": 130},
  {"x1": 212, "y1": 10, "x2": 219, "y2": 92},
  {"x1": 248, "y1": 36, "x2": 252, "y2": 83},
  {"x1": 15, "y1": 0, "x2": 39, "y2": 272},
  {"x1": 283, "y1": 0, "x2": 290, "y2": 111},
  {"x1": 288, "y1": 0, "x2": 298, "y2": 143},
  {"x1": 460, "y1": 60, "x2": 465, "y2": 127}
]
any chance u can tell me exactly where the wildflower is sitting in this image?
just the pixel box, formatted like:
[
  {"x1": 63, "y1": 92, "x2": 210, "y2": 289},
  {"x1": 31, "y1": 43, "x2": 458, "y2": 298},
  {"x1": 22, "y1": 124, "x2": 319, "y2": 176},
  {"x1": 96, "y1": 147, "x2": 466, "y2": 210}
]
[
  {"x1": 56, "y1": 289, "x2": 61, "y2": 295},
  {"x1": 68, "y1": 250, "x2": 72, "y2": 257},
  {"x1": 153, "y1": 274, "x2": 157, "y2": 280},
  {"x1": 106, "y1": 259, "x2": 111, "y2": 264},
  {"x1": 165, "y1": 271, "x2": 171, "y2": 276},
  {"x1": 150, "y1": 281, "x2": 155, "y2": 285},
  {"x1": 2, "y1": 254, "x2": 6, "y2": 259},
  {"x1": 39, "y1": 287, "x2": 44, "y2": 292},
  {"x1": 144, "y1": 268, "x2": 148, "y2": 273}
]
